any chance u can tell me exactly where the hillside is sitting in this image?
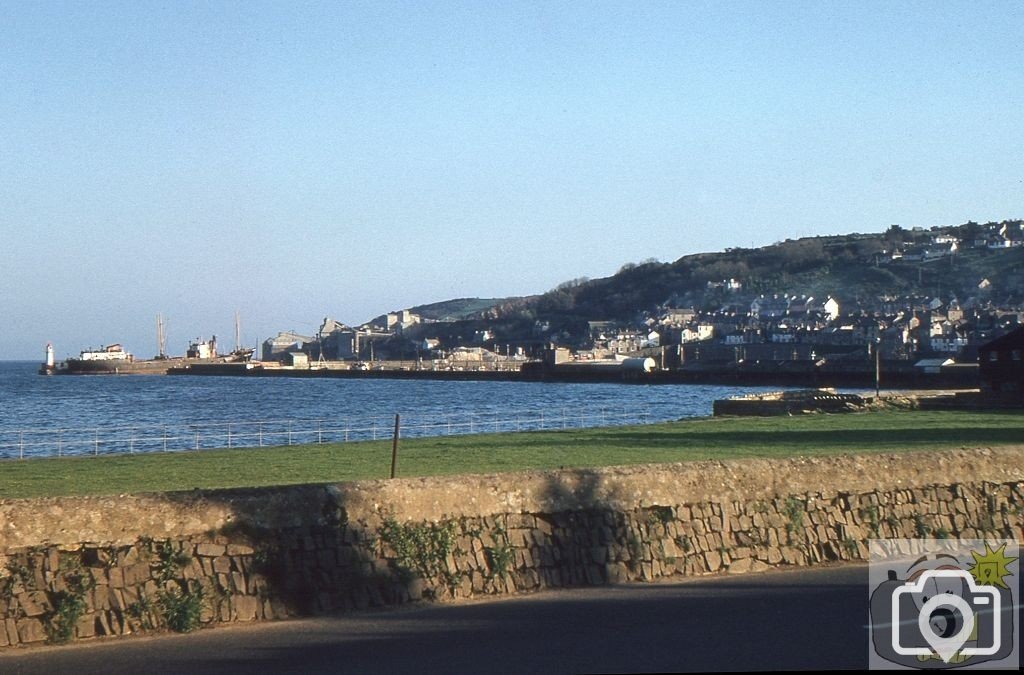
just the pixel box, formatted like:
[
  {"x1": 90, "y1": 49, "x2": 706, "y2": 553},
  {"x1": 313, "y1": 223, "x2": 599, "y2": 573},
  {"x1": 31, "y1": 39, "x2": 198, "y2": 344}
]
[
  {"x1": 407, "y1": 297, "x2": 514, "y2": 322},
  {"x1": 519, "y1": 223, "x2": 1023, "y2": 326},
  {"x1": 373, "y1": 220, "x2": 1023, "y2": 349},
  {"x1": 397, "y1": 221, "x2": 1024, "y2": 345}
]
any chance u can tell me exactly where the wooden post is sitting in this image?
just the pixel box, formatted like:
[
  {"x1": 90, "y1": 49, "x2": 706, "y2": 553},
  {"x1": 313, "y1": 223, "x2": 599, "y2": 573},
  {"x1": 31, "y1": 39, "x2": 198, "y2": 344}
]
[
  {"x1": 875, "y1": 338, "x2": 882, "y2": 398},
  {"x1": 390, "y1": 414, "x2": 400, "y2": 479}
]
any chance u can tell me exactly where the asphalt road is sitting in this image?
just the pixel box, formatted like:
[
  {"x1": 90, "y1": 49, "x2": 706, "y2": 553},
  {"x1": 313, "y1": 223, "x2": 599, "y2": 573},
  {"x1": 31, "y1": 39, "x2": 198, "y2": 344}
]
[{"x1": 3, "y1": 565, "x2": 869, "y2": 673}]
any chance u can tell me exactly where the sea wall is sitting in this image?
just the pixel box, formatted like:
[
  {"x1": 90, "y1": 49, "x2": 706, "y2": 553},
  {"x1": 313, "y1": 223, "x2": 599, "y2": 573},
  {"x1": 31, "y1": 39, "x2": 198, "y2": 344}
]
[{"x1": 1, "y1": 447, "x2": 1022, "y2": 648}]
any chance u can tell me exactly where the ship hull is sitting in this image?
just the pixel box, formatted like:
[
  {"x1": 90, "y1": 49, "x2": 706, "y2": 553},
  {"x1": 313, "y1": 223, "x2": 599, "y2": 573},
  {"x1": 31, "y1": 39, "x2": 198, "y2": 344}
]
[{"x1": 55, "y1": 357, "x2": 233, "y2": 375}]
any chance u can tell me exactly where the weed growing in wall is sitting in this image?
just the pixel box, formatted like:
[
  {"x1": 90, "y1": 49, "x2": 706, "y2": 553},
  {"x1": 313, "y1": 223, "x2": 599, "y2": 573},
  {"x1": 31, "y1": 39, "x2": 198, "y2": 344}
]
[
  {"x1": 6, "y1": 560, "x2": 33, "y2": 590},
  {"x1": 483, "y1": 526, "x2": 514, "y2": 581},
  {"x1": 379, "y1": 517, "x2": 459, "y2": 589},
  {"x1": 154, "y1": 540, "x2": 193, "y2": 583},
  {"x1": 126, "y1": 593, "x2": 158, "y2": 631},
  {"x1": 1, "y1": 565, "x2": 27, "y2": 616},
  {"x1": 158, "y1": 583, "x2": 205, "y2": 633},
  {"x1": 484, "y1": 543, "x2": 514, "y2": 581},
  {"x1": 44, "y1": 552, "x2": 94, "y2": 644},
  {"x1": 646, "y1": 506, "x2": 674, "y2": 528},
  {"x1": 783, "y1": 496, "x2": 805, "y2": 544},
  {"x1": 860, "y1": 505, "x2": 880, "y2": 537},
  {"x1": 45, "y1": 589, "x2": 87, "y2": 644}
]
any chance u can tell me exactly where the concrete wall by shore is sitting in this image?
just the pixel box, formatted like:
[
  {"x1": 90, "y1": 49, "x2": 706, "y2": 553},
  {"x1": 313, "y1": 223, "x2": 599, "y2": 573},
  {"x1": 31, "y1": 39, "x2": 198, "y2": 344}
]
[{"x1": 1, "y1": 447, "x2": 1022, "y2": 648}]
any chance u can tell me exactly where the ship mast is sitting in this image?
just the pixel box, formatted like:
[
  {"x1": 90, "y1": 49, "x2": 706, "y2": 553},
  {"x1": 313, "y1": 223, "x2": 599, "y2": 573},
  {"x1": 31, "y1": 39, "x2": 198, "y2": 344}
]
[
  {"x1": 156, "y1": 313, "x2": 167, "y2": 359},
  {"x1": 235, "y1": 310, "x2": 241, "y2": 352}
]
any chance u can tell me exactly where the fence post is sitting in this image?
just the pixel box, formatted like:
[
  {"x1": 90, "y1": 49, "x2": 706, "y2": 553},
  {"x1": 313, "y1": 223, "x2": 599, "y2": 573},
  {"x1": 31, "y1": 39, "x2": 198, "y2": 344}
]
[
  {"x1": 19, "y1": 431, "x2": 24, "y2": 460},
  {"x1": 194, "y1": 429, "x2": 200, "y2": 451},
  {"x1": 130, "y1": 428, "x2": 135, "y2": 454},
  {"x1": 94, "y1": 429, "x2": 99, "y2": 456},
  {"x1": 57, "y1": 429, "x2": 63, "y2": 457},
  {"x1": 317, "y1": 420, "x2": 323, "y2": 445},
  {"x1": 288, "y1": 421, "x2": 293, "y2": 446},
  {"x1": 227, "y1": 424, "x2": 233, "y2": 449},
  {"x1": 163, "y1": 426, "x2": 168, "y2": 452},
  {"x1": 258, "y1": 422, "x2": 263, "y2": 447},
  {"x1": 390, "y1": 414, "x2": 400, "y2": 479},
  {"x1": 345, "y1": 421, "x2": 349, "y2": 443},
  {"x1": 372, "y1": 419, "x2": 377, "y2": 441}
]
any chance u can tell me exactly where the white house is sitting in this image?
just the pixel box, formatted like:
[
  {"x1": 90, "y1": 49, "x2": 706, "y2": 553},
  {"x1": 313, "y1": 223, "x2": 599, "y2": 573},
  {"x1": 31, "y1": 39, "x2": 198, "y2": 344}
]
[
  {"x1": 679, "y1": 324, "x2": 714, "y2": 343},
  {"x1": 822, "y1": 297, "x2": 841, "y2": 322}
]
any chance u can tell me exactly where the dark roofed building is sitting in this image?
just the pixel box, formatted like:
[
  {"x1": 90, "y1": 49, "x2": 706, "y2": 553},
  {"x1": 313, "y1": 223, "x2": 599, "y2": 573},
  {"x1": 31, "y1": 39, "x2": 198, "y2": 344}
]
[{"x1": 978, "y1": 326, "x2": 1024, "y2": 398}]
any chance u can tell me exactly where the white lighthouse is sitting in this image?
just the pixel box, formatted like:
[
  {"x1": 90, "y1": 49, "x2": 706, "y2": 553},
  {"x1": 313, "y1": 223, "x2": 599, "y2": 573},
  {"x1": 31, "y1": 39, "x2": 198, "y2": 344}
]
[{"x1": 39, "y1": 343, "x2": 56, "y2": 375}]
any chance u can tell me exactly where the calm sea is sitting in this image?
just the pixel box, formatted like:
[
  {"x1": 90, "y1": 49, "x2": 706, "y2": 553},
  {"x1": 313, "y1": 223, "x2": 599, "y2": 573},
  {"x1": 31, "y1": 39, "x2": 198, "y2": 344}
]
[{"x1": 0, "y1": 361, "x2": 778, "y2": 459}]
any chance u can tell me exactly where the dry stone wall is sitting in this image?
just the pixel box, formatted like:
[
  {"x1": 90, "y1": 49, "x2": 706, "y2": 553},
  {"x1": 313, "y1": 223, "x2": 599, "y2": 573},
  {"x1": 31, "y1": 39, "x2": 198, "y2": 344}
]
[{"x1": 1, "y1": 447, "x2": 1022, "y2": 648}]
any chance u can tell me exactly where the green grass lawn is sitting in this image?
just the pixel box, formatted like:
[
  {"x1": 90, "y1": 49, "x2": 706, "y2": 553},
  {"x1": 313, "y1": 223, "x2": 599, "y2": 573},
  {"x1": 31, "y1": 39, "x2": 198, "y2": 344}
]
[{"x1": 1, "y1": 409, "x2": 1021, "y2": 499}]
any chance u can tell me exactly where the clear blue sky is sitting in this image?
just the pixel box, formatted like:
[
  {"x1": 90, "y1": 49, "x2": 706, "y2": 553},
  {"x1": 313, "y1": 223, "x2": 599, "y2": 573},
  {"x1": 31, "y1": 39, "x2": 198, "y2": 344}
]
[{"x1": 2, "y1": 1, "x2": 1022, "y2": 360}]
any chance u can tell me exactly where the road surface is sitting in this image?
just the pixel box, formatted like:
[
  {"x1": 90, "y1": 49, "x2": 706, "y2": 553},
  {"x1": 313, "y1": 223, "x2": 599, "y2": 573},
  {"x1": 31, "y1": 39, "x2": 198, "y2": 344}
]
[{"x1": 4, "y1": 564, "x2": 869, "y2": 673}]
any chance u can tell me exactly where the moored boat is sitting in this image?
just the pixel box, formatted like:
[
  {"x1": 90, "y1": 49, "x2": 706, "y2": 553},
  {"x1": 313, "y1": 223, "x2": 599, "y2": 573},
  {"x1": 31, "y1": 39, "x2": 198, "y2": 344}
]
[{"x1": 44, "y1": 338, "x2": 254, "y2": 376}]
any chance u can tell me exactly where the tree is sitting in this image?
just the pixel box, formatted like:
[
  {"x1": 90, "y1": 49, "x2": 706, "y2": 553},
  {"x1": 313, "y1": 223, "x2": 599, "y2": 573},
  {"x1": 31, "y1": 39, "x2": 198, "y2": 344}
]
[{"x1": 884, "y1": 224, "x2": 906, "y2": 246}]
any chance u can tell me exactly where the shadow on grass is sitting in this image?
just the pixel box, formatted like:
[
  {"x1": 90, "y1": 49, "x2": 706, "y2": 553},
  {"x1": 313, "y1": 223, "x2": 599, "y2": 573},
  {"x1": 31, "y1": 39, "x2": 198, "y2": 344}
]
[
  {"x1": 604, "y1": 425, "x2": 1024, "y2": 449},
  {"x1": 439, "y1": 422, "x2": 1024, "y2": 455}
]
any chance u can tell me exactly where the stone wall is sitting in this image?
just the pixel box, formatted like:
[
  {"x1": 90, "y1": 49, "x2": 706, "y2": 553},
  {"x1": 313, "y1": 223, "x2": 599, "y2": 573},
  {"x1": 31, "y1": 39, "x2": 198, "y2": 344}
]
[{"x1": 1, "y1": 447, "x2": 1022, "y2": 648}]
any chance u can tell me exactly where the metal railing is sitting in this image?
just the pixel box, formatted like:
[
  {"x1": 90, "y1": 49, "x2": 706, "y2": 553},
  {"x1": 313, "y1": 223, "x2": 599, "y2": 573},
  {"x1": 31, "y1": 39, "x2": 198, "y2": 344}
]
[{"x1": 0, "y1": 407, "x2": 652, "y2": 460}]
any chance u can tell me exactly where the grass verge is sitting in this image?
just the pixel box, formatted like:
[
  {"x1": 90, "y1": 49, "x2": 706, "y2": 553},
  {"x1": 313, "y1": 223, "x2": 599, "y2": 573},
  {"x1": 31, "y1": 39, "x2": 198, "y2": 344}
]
[{"x1": 0, "y1": 409, "x2": 1021, "y2": 499}]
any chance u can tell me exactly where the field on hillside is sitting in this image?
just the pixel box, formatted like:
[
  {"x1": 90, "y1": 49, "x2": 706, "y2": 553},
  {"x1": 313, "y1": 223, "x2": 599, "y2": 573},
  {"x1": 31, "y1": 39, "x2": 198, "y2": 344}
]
[{"x1": 0, "y1": 409, "x2": 1021, "y2": 499}]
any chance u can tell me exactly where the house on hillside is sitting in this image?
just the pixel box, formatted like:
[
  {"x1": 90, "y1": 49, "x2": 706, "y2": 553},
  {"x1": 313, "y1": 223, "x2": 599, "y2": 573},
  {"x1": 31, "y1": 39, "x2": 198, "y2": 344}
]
[
  {"x1": 385, "y1": 310, "x2": 422, "y2": 332},
  {"x1": 822, "y1": 297, "x2": 841, "y2": 321},
  {"x1": 998, "y1": 222, "x2": 1024, "y2": 246},
  {"x1": 660, "y1": 308, "x2": 697, "y2": 325},
  {"x1": 676, "y1": 324, "x2": 714, "y2": 343},
  {"x1": 750, "y1": 295, "x2": 789, "y2": 319}
]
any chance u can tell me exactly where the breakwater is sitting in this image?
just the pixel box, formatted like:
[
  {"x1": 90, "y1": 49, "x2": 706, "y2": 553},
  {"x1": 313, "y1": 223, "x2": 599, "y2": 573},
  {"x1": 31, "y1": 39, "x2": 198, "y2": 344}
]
[
  {"x1": 1, "y1": 447, "x2": 1020, "y2": 648},
  {"x1": 169, "y1": 360, "x2": 980, "y2": 389}
]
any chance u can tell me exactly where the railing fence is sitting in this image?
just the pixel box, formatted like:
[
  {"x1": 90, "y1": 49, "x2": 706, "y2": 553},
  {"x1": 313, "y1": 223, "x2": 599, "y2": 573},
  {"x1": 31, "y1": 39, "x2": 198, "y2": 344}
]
[{"x1": 0, "y1": 407, "x2": 652, "y2": 460}]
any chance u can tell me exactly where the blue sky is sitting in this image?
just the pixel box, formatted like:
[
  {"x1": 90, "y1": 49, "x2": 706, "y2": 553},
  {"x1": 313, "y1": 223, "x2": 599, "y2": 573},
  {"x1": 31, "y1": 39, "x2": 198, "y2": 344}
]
[{"x1": 2, "y1": 1, "x2": 1022, "y2": 360}]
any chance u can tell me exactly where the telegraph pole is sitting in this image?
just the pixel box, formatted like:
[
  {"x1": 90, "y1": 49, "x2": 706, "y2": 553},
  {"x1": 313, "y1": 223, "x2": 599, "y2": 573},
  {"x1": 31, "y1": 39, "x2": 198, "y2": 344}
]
[{"x1": 875, "y1": 337, "x2": 881, "y2": 398}]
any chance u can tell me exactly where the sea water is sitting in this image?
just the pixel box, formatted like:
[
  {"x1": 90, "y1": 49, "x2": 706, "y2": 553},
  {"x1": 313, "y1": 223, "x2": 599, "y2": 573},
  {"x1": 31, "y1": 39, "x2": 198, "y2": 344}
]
[{"x1": 0, "y1": 361, "x2": 777, "y2": 458}]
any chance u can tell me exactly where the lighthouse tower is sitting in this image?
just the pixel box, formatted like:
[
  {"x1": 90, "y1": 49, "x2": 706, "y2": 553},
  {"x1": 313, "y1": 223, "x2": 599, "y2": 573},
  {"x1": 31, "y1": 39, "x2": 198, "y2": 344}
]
[{"x1": 39, "y1": 343, "x2": 56, "y2": 375}]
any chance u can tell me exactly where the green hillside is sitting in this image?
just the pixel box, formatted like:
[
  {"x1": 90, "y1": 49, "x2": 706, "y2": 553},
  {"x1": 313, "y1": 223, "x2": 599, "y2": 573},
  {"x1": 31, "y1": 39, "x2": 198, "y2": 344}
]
[
  {"x1": 519, "y1": 225, "x2": 1024, "y2": 333},
  {"x1": 388, "y1": 221, "x2": 1024, "y2": 346},
  {"x1": 408, "y1": 297, "x2": 514, "y2": 321}
]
